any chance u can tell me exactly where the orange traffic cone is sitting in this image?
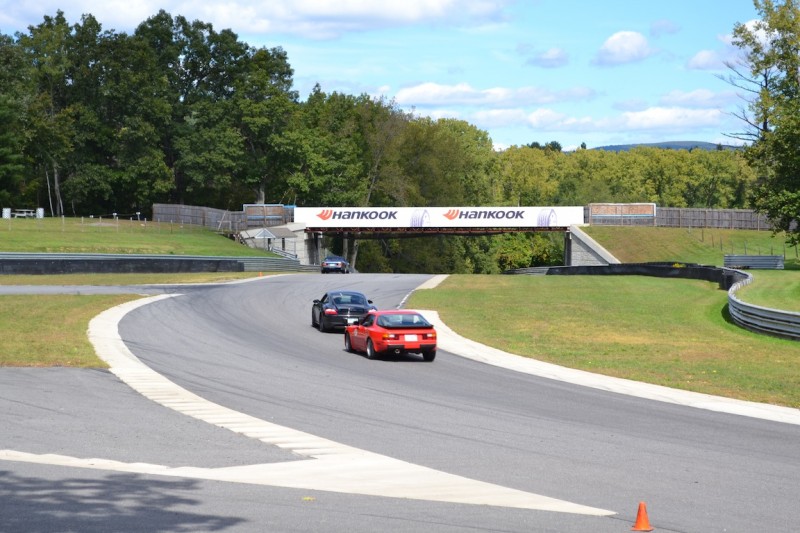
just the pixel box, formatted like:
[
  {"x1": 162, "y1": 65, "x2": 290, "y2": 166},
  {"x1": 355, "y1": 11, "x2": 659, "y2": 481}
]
[{"x1": 631, "y1": 501, "x2": 653, "y2": 531}]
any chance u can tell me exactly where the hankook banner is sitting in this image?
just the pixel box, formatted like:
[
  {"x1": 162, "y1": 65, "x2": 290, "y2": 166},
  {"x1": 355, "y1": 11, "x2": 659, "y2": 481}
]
[{"x1": 294, "y1": 206, "x2": 585, "y2": 228}]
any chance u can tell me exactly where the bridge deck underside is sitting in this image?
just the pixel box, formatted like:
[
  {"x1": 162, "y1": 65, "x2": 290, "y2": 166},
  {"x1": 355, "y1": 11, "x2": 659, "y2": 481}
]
[{"x1": 305, "y1": 227, "x2": 569, "y2": 238}]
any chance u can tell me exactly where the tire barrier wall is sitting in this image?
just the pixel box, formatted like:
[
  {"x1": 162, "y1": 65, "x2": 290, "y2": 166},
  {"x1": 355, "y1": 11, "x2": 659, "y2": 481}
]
[
  {"x1": 543, "y1": 263, "x2": 747, "y2": 290},
  {"x1": 0, "y1": 253, "x2": 319, "y2": 274}
]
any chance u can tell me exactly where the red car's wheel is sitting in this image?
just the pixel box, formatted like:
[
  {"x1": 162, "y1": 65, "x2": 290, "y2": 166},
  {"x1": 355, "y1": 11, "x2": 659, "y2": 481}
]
[
  {"x1": 422, "y1": 349, "x2": 436, "y2": 362},
  {"x1": 344, "y1": 333, "x2": 353, "y2": 352},
  {"x1": 366, "y1": 339, "x2": 378, "y2": 360}
]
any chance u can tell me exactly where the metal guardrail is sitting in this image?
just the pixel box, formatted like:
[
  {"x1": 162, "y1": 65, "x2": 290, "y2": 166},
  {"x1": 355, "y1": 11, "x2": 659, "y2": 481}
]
[
  {"x1": 724, "y1": 254, "x2": 784, "y2": 270},
  {"x1": 502, "y1": 266, "x2": 551, "y2": 275},
  {"x1": 728, "y1": 272, "x2": 800, "y2": 340},
  {"x1": 505, "y1": 262, "x2": 800, "y2": 341},
  {"x1": 234, "y1": 257, "x2": 317, "y2": 272},
  {"x1": 267, "y1": 246, "x2": 298, "y2": 260},
  {"x1": 0, "y1": 252, "x2": 319, "y2": 273}
]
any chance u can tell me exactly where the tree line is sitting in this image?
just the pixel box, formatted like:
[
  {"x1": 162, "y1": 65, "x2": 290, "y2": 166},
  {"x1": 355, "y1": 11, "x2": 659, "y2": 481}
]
[{"x1": 0, "y1": 9, "x2": 781, "y2": 272}]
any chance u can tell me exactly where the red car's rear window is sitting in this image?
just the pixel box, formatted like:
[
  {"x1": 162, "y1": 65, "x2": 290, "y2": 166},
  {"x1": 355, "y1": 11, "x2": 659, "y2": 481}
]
[{"x1": 376, "y1": 314, "x2": 432, "y2": 328}]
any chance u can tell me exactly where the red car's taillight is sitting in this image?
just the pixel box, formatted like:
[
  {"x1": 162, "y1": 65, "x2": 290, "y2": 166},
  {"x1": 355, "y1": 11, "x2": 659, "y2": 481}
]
[{"x1": 382, "y1": 333, "x2": 398, "y2": 340}]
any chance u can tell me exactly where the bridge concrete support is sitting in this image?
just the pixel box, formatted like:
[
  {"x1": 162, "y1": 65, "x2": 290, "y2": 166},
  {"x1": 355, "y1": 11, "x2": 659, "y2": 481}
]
[
  {"x1": 302, "y1": 231, "x2": 323, "y2": 266},
  {"x1": 566, "y1": 225, "x2": 620, "y2": 266}
]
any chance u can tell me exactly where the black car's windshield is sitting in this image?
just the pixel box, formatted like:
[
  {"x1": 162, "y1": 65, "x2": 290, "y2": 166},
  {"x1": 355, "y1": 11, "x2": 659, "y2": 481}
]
[{"x1": 334, "y1": 293, "x2": 366, "y2": 306}]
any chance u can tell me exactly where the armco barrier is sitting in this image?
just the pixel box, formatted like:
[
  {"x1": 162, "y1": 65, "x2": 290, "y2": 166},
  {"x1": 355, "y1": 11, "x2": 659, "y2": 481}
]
[
  {"x1": 728, "y1": 274, "x2": 800, "y2": 340},
  {"x1": 507, "y1": 263, "x2": 800, "y2": 341},
  {"x1": 723, "y1": 254, "x2": 784, "y2": 270},
  {"x1": 0, "y1": 253, "x2": 318, "y2": 274}
]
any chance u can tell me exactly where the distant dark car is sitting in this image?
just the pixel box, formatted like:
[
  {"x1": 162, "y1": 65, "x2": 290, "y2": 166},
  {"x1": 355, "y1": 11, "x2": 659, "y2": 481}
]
[
  {"x1": 320, "y1": 255, "x2": 350, "y2": 274},
  {"x1": 311, "y1": 290, "x2": 376, "y2": 332},
  {"x1": 344, "y1": 310, "x2": 437, "y2": 361}
]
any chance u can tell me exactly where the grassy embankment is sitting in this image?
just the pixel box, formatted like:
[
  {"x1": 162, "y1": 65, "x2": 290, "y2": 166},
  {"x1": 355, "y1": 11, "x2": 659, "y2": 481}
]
[
  {"x1": 0, "y1": 217, "x2": 267, "y2": 366},
  {"x1": 3, "y1": 219, "x2": 800, "y2": 408},
  {"x1": 581, "y1": 225, "x2": 800, "y2": 312},
  {"x1": 582, "y1": 225, "x2": 799, "y2": 268}
]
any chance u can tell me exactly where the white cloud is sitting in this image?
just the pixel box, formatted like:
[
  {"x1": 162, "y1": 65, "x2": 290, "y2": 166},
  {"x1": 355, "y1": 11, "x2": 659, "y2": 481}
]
[
  {"x1": 659, "y1": 89, "x2": 736, "y2": 108},
  {"x1": 6, "y1": 0, "x2": 512, "y2": 39},
  {"x1": 526, "y1": 47, "x2": 569, "y2": 68},
  {"x1": 650, "y1": 19, "x2": 679, "y2": 38},
  {"x1": 427, "y1": 108, "x2": 463, "y2": 120},
  {"x1": 688, "y1": 22, "x2": 760, "y2": 73},
  {"x1": 619, "y1": 107, "x2": 723, "y2": 130},
  {"x1": 5, "y1": 0, "x2": 161, "y2": 34},
  {"x1": 472, "y1": 108, "x2": 529, "y2": 127},
  {"x1": 395, "y1": 82, "x2": 480, "y2": 105},
  {"x1": 613, "y1": 99, "x2": 649, "y2": 112},
  {"x1": 687, "y1": 50, "x2": 723, "y2": 70},
  {"x1": 526, "y1": 108, "x2": 568, "y2": 128},
  {"x1": 471, "y1": 105, "x2": 724, "y2": 137},
  {"x1": 394, "y1": 82, "x2": 595, "y2": 107},
  {"x1": 739, "y1": 18, "x2": 772, "y2": 46},
  {"x1": 471, "y1": 107, "x2": 594, "y2": 131},
  {"x1": 593, "y1": 31, "x2": 654, "y2": 66}
]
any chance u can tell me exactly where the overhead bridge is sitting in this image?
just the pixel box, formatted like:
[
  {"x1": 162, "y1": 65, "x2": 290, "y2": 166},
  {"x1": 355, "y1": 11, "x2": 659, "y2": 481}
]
[
  {"x1": 302, "y1": 225, "x2": 571, "y2": 238},
  {"x1": 295, "y1": 206, "x2": 584, "y2": 238}
]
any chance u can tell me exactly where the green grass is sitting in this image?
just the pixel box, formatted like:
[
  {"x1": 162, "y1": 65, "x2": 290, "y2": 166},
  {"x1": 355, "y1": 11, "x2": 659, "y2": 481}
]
[
  {"x1": 0, "y1": 216, "x2": 274, "y2": 256},
  {"x1": 582, "y1": 225, "x2": 800, "y2": 312},
  {"x1": 0, "y1": 294, "x2": 141, "y2": 367},
  {"x1": 737, "y1": 270, "x2": 800, "y2": 312},
  {"x1": 408, "y1": 274, "x2": 800, "y2": 408},
  {"x1": 583, "y1": 226, "x2": 800, "y2": 268},
  {"x1": 0, "y1": 217, "x2": 273, "y2": 366}
]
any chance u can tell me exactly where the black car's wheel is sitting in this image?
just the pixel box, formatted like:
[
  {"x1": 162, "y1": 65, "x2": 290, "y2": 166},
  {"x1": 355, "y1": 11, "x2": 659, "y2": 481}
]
[
  {"x1": 366, "y1": 339, "x2": 378, "y2": 360},
  {"x1": 422, "y1": 349, "x2": 436, "y2": 362},
  {"x1": 311, "y1": 309, "x2": 317, "y2": 328},
  {"x1": 344, "y1": 333, "x2": 353, "y2": 352},
  {"x1": 318, "y1": 313, "x2": 327, "y2": 332}
]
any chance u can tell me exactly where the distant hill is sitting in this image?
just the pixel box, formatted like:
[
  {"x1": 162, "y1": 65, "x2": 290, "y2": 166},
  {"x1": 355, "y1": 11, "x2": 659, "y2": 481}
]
[{"x1": 592, "y1": 141, "x2": 742, "y2": 152}]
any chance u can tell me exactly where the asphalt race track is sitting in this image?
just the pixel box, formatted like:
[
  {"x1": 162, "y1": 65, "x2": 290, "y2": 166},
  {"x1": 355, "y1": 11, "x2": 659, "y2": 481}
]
[{"x1": 2, "y1": 273, "x2": 800, "y2": 532}]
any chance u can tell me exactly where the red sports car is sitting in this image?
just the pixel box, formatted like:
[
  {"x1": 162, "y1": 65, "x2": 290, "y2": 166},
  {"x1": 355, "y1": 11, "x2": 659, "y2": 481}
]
[{"x1": 344, "y1": 310, "x2": 437, "y2": 361}]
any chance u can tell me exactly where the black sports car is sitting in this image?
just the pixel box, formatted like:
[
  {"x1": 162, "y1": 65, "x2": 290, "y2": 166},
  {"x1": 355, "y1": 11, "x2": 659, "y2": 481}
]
[{"x1": 311, "y1": 290, "x2": 376, "y2": 332}]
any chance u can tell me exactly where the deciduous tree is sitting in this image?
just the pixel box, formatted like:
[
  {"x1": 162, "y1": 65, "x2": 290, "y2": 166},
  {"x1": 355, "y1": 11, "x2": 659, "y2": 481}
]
[{"x1": 731, "y1": 0, "x2": 800, "y2": 244}]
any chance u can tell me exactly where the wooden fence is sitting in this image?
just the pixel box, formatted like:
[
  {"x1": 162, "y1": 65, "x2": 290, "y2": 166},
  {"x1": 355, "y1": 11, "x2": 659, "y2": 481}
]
[
  {"x1": 588, "y1": 203, "x2": 773, "y2": 230},
  {"x1": 152, "y1": 204, "x2": 294, "y2": 232},
  {"x1": 656, "y1": 208, "x2": 771, "y2": 230}
]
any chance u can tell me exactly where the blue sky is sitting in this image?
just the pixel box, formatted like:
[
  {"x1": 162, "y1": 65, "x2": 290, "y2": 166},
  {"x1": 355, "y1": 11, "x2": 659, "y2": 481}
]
[{"x1": 1, "y1": 1, "x2": 760, "y2": 150}]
